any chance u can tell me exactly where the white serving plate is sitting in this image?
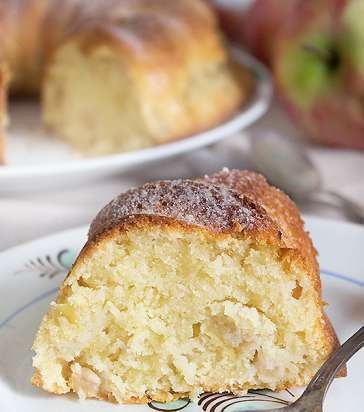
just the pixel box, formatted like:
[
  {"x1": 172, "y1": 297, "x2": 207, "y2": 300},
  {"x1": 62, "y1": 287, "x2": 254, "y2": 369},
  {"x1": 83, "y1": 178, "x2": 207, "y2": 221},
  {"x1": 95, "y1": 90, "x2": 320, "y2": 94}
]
[
  {"x1": 0, "y1": 215, "x2": 363, "y2": 411},
  {"x1": 0, "y1": 48, "x2": 272, "y2": 193}
]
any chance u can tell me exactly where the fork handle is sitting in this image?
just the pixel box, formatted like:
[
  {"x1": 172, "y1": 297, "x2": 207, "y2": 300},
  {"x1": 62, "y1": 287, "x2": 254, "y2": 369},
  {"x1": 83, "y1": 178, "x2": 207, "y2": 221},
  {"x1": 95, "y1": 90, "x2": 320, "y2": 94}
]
[
  {"x1": 308, "y1": 190, "x2": 364, "y2": 224},
  {"x1": 304, "y1": 325, "x2": 364, "y2": 397},
  {"x1": 238, "y1": 327, "x2": 364, "y2": 412}
]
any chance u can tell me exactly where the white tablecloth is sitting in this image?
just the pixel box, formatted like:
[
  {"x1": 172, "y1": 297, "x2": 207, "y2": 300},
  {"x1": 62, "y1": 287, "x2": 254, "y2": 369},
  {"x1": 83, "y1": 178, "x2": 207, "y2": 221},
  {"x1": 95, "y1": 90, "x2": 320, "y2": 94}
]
[{"x1": 1, "y1": 104, "x2": 364, "y2": 251}]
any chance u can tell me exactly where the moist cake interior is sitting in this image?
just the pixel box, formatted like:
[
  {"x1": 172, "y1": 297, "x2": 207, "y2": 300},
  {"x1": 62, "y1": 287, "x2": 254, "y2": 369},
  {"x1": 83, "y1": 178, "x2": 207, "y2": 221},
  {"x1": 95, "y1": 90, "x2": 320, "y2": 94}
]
[{"x1": 33, "y1": 224, "x2": 327, "y2": 402}]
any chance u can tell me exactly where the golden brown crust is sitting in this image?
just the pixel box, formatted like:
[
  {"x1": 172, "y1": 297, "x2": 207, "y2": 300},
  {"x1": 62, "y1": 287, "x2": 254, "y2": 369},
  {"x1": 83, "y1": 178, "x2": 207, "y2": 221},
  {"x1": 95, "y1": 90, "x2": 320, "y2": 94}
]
[
  {"x1": 88, "y1": 177, "x2": 283, "y2": 243},
  {"x1": 31, "y1": 370, "x2": 43, "y2": 388},
  {"x1": 204, "y1": 170, "x2": 321, "y2": 291},
  {"x1": 322, "y1": 313, "x2": 347, "y2": 378},
  {"x1": 0, "y1": 0, "x2": 234, "y2": 91},
  {"x1": 88, "y1": 169, "x2": 316, "y2": 264},
  {"x1": 74, "y1": 0, "x2": 219, "y2": 58},
  {"x1": 204, "y1": 169, "x2": 318, "y2": 267}
]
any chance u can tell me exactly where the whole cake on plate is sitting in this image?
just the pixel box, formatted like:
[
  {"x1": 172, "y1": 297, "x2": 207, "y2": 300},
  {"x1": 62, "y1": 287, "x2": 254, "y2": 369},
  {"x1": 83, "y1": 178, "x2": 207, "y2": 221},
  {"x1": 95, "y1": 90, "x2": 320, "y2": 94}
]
[
  {"x1": 32, "y1": 169, "x2": 342, "y2": 403},
  {"x1": 0, "y1": 0, "x2": 248, "y2": 162}
]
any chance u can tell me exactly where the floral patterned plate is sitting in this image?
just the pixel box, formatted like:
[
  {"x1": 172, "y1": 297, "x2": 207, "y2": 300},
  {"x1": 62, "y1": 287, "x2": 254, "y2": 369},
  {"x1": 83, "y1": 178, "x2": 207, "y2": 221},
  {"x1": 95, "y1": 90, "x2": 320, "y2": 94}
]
[{"x1": 0, "y1": 216, "x2": 363, "y2": 412}]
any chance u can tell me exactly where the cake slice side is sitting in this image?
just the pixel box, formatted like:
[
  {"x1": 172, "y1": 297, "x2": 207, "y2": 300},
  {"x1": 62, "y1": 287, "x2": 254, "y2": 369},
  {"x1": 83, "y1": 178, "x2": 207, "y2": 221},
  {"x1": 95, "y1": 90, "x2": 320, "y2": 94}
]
[{"x1": 31, "y1": 171, "x2": 341, "y2": 403}]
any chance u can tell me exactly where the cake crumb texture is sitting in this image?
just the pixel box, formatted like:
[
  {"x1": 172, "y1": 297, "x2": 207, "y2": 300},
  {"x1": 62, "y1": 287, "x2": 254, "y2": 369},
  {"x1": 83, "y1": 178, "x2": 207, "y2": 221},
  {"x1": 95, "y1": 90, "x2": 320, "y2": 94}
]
[{"x1": 32, "y1": 170, "x2": 340, "y2": 403}]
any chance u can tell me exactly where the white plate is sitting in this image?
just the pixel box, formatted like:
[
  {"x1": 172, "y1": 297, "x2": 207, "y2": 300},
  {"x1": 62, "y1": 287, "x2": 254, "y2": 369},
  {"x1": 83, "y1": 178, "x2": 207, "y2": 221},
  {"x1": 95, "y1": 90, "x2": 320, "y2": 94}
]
[
  {"x1": 0, "y1": 215, "x2": 363, "y2": 412},
  {"x1": 0, "y1": 48, "x2": 272, "y2": 193}
]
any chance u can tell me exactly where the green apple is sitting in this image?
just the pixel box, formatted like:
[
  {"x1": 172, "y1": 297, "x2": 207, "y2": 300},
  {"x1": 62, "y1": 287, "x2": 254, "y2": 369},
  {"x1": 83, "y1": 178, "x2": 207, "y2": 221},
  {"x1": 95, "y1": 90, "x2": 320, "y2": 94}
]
[{"x1": 274, "y1": 0, "x2": 364, "y2": 149}]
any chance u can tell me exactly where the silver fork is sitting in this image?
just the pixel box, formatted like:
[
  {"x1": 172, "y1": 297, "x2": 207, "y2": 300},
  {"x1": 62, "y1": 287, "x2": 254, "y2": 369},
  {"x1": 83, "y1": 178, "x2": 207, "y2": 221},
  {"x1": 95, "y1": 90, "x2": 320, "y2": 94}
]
[{"x1": 240, "y1": 326, "x2": 364, "y2": 412}]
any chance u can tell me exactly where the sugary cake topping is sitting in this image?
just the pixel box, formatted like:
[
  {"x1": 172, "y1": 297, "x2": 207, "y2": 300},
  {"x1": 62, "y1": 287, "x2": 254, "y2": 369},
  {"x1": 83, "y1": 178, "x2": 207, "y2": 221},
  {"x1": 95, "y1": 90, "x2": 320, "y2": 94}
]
[{"x1": 89, "y1": 174, "x2": 277, "y2": 241}]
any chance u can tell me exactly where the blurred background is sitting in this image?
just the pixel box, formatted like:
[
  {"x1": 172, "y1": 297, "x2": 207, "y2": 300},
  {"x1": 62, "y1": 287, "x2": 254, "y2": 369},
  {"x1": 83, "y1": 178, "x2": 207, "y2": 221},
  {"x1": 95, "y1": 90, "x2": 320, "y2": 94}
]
[{"x1": 0, "y1": 0, "x2": 364, "y2": 249}]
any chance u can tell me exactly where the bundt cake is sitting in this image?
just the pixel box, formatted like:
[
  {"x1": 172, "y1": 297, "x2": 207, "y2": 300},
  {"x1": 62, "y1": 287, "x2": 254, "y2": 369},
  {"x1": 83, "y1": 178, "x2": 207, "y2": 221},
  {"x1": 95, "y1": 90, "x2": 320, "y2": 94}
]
[
  {"x1": 32, "y1": 169, "x2": 342, "y2": 403},
  {"x1": 0, "y1": 0, "x2": 248, "y2": 161}
]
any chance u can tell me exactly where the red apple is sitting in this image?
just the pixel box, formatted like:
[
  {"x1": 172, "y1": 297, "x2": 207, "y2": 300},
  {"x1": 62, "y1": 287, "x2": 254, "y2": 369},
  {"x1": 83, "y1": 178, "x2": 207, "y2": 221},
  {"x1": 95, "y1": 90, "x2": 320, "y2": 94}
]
[
  {"x1": 208, "y1": 1, "x2": 251, "y2": 47},
  {"x1": 210, "y1": 0, "x2": 295, "y2": 65},
  {"x1": 273, "y1": 0, "x2": 364, "y2": 150},
  {"x1": 244, "y1": 0, "x2": 296, "y2": 65}
]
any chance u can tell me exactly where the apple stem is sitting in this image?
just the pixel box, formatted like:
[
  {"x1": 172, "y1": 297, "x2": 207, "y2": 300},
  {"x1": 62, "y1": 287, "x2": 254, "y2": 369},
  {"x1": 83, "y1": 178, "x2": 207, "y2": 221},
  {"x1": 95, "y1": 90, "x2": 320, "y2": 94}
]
[{"x1": 301, "y1": 43, "x2": 339, "y2": 69}]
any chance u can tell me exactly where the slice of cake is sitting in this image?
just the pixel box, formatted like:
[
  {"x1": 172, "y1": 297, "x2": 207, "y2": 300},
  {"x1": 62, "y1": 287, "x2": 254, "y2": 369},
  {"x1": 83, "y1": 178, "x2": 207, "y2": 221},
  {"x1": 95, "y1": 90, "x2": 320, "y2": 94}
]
[{"x1": 32, "y1": 169, "x2": 341, "y2": 403}]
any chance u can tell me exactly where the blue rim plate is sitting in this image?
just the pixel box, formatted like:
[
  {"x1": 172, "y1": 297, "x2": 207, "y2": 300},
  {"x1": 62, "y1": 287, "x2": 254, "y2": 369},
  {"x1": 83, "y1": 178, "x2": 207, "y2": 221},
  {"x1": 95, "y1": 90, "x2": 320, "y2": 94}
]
[{"x1": 0, "y1": 215, "x2": 363, "y2": 411}]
